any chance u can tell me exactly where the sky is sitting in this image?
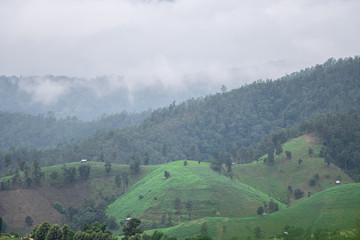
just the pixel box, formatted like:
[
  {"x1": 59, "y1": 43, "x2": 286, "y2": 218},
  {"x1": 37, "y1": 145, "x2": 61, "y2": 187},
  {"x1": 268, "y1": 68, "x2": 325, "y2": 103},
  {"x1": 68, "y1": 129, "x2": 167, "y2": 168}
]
[{"x1": 1, "y1": 0, "x2": 360, "y2": 93}]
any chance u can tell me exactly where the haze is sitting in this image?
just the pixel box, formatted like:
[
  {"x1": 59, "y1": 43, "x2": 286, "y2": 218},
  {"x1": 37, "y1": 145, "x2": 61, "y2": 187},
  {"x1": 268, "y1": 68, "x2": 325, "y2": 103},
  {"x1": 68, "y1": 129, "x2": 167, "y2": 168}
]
[{"x1": 1, "y1": 0, "x2": 360, "y2": 114}]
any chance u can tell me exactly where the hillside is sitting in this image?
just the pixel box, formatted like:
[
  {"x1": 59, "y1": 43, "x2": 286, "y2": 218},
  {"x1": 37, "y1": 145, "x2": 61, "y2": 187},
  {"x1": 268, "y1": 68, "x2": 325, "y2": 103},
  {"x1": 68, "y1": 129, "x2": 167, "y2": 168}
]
[
  {"x1": 0, "y1": 110, "x2": 150, "y2": 151},
  {"x1": 157, "y1": 183, "x2": 360, "y2": 240},
  {"x1": 0, "y1": 162, "x2": 150, "y2": 234},
  {"x1": 232, "y1": 135, "x2": 354, "y2": 204},
  {"x1": 106, "y1": 161, "x2": 285, "y2": 231},
  {"x1": 6, "y1": 57, "x2": 359, "y2": 169},
  {"x1": 0, "y1": 134, "x2": 358, "y2": 237}
]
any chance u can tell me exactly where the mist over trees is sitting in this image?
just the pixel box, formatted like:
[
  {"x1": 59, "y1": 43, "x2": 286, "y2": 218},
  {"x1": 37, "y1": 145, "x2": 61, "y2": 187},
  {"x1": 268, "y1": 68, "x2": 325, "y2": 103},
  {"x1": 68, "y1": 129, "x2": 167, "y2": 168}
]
[{"x1": 0, "y1": 57, "x2": 360, "y2": 177}]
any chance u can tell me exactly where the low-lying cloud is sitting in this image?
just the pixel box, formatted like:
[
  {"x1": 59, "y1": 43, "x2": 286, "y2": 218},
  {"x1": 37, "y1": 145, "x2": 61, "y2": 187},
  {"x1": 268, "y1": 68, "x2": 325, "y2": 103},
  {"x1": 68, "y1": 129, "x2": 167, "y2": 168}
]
[{"x1": 1, "y1": 0, "x2": 360, "y2": 102}]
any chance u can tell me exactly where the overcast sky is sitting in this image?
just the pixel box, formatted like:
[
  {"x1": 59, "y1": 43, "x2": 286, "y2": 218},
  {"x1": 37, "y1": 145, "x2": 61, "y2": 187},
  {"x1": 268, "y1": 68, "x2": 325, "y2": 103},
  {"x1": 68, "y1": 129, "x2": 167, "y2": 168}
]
[{"x1": 1, "y1": 0, "x2": 360, "y2": 91}]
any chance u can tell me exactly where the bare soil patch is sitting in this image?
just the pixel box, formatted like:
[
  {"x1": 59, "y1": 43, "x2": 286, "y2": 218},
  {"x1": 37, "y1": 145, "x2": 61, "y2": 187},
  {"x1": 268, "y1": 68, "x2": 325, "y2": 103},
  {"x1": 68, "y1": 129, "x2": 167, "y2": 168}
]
[{"x1": 0, "y1": 180, "x2": 90, "y2": 233}]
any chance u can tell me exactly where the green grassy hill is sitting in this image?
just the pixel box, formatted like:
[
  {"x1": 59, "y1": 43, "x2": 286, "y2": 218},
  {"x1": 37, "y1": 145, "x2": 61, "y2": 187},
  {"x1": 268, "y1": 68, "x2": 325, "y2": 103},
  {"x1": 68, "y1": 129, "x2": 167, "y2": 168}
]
[
  {"x1": 157, "y1": 183, "x2": 360, "y2": 240},
  {"x1": 106, "y1": 161, "x2": 285, "y2": 231},
  {"x1": 232, "y1": 135, "x2": 353, "y2": 204}
]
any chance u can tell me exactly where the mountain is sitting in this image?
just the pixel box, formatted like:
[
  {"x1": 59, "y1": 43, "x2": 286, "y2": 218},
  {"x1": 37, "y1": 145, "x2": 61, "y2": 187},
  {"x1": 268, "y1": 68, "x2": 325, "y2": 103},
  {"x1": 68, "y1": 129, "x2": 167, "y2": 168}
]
[
  {"x1": 0, "y1": 75, "x2": 216, "y2": 121},
  {"x1": 10, "y1": 57, "x2": 359, "y2": 168},
  {"x1": 0, "y1": 136, "x2": 354, "y2": 239},
  {"x1": 0, "y1": 110, "x2": 150, "y2": 150}
]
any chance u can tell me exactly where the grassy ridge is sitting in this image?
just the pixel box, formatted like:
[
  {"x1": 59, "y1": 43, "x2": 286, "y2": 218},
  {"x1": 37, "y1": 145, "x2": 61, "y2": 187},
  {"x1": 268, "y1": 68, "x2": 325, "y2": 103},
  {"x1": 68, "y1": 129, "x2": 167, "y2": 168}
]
[
  {"x1": 106, "y1": 161, "x2": 285, "y2": 230},
  {"x1": 157, "y1": 183, "x2": 360, "y2": 240},
  {"x1": 232, "y1": 135, "x2": 353, "y2": 204}
]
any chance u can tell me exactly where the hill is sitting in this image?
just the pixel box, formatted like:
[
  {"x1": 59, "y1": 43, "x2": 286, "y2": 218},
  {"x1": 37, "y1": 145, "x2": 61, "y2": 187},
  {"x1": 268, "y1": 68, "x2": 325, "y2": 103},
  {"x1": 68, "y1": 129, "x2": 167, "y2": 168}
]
[
  {"x1": 106, "y1": 161, "x2": 285, "y2": 231},
  {"x1": 0, "y1": 162, "x2": 150, "y2": 234},
  {"x1": 157, "y1": 183, "x2": 360, "y2": 240},
  {"x1": 0, "y1": 110, "x2": 150, "y2": 151},
  {"x1": 232, "y1": 135, "x2": 354, "y2": 204},
  {"x1": 6, "y1": 57, "x2": 359, "y2": 169}
]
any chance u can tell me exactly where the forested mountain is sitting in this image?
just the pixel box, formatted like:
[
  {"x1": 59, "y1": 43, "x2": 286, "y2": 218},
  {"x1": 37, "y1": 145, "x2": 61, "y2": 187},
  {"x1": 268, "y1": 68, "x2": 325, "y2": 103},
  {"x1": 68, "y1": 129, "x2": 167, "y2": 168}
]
[
  {"x1": 1, "y1": 57, "x2": 358, "y2": 171},
  {"x1": 0, "y1": 75, "x2": 215, "y2": 121},
  {"x1": 0, "y1": 110, "x2": 150, "y2": 150}
]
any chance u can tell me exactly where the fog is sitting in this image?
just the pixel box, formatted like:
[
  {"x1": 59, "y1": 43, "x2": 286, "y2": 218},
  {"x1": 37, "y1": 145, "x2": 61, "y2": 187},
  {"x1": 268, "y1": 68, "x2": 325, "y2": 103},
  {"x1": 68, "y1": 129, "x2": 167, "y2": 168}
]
[{"x1": 1, "y1": 0, "x2": 360, "y2": 110}]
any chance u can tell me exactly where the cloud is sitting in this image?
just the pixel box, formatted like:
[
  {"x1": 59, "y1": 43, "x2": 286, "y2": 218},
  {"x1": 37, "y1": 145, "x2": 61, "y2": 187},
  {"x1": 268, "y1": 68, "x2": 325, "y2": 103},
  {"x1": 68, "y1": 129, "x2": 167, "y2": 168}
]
[{"x1": 1, "y1": 0, "x2": 360, "y2": 93}]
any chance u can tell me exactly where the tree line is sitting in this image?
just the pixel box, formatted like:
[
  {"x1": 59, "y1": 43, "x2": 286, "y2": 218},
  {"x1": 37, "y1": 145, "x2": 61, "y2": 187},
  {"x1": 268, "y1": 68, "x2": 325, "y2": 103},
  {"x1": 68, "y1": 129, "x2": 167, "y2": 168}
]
[{"x1": 1, "y1": 57, "x2": 360, "y2": 173}]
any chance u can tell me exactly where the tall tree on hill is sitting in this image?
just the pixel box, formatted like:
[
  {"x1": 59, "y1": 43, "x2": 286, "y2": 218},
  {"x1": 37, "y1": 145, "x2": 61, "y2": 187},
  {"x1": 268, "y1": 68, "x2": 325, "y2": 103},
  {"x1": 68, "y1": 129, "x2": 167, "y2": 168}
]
[
  {"x1": 32, "y1": 160, "x2": 43, "y2": 185},
  {"x1": 5, "y1": 154, "x2": 11, "y2": 169},
  {"x1": 130, "y1": 155, "x2": 140, "y2": 174},
  {"x1": 45, "y1": 224, "x2": 63, "y2": 240},
  {"x1": 105, "y1": 161, "x2": 112, "y2": 173},
  {"x1": 78, "y1": 164, "x2": 91, "y2": 178},
  {"x1": 35, "y1": 221, "x2": 51, "y2": 240},
  {"x1": 144, "y1": 151, "x2": 150, "y2": 165},
  {"x1": 122, "y1": 218, "x2": 143, "y2": 240}
]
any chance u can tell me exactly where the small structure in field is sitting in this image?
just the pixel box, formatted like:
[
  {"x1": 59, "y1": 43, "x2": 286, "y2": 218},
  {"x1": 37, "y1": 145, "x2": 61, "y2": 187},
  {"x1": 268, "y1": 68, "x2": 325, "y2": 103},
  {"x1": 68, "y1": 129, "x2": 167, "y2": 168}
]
[
  {"x1": 80, "y1": 159, "x2": 87, "y2": 163},
  {"x1": 335, "y1": 180, "x2": 341, "y2": 185}
]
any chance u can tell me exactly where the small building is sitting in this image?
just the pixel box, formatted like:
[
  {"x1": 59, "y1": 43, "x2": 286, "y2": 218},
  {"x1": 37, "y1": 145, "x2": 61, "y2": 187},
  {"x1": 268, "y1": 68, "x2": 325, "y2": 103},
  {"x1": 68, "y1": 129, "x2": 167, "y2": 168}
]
[
  {"x1": 126, "y1": 217, "x2": 131, "y2": 221},
  {"x1": 335, "y1": 180, "x2": 341, "y2": 185},
  {"x1": 80, "y1": 159, "x2": 87, "y2": 163}
]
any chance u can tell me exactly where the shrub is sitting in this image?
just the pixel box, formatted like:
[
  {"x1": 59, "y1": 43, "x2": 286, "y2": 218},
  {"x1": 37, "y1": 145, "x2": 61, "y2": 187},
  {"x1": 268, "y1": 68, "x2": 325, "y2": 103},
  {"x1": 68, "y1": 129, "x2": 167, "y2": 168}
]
[
  {"x1": 294, "y1": 188, "x2": 304, "y2": 199},
  {"x1": 52, "y1": 201, "x2": 66, "y2": 214}
]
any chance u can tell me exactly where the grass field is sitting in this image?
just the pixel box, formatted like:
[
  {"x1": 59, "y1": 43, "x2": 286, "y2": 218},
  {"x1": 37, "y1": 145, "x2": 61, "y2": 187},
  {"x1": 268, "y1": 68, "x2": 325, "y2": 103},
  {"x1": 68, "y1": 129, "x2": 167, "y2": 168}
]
[
  {"x1": 155, "y1": 183, "x2": 360, "y2": 240},
  {"x1": 106, "y1": 161, "x2": 285, "y2": 232},
  {"x1": 1, "y1": 135, "x2": 358, "y2": 238},
  {"x1": 232, "y1": 135, "x2": 353, "y2": 204}
]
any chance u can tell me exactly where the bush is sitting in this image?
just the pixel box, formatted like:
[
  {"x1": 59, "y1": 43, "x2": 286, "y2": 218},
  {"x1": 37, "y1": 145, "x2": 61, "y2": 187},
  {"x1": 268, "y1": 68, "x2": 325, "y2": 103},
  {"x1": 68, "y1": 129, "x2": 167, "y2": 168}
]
[
  {"x1": 52, "y1": 201, "x2": 66, "y2": 214},
  {"x1": 294, "y1": 188, "x2": 304, "y2": 199},
  {"x1": 309, "y1": 178, "x2": 316, "y2": 186}
]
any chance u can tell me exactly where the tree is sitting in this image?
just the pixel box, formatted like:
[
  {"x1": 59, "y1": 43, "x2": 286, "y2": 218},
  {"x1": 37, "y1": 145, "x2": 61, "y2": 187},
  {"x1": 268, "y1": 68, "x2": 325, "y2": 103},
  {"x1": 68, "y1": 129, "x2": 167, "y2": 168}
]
[
  {"x1": 298, "y1": 159, "x2": 303, "y2": 166},
  {"x1": 164, "y1": 171, "x2": 170, "y2": 179},
  {"x1": 105, "y1": 161, "x2": 112, "y2": 173},
  {"x1": 78, "y1": 164, "x2": 91, "y2": 178},
  {"x1": 50, "y1": 171, "x2": 58, "y2": 181},
  {"x1": 17, "y1": 158, "x2": 26, "y2": 171},
  {"x1": 100, "y1": 152, "x2": 105, "y2": 162},
  {"x1": 130, "y1": 156, "x2": 140, "y2": 174},
  {"x1": 268, "y1": 199, "x2": 279, "y2": 213},
  {"x1": 308, "y1": 147, "x2": 313, "y2": 157},
  {"x1": 32, "y1": 160, "x2": 44, "y2": 185},
  {"x1": 122, "y1": 218, "x2": 143, "y2": 240},
  {"x1": 115, "y1": 173, "x2": 122, "y2": 188},
  {"x1": 5, "y1": 154, "x2": 11, "y2": 169},
  {"x1": 294, "y1": 188, "x2": 304, "y2": 199},
  {"x1": 254, "y1": 226, "x2": 262, "y2": 239},
  {"x1": 144, "y1": 152, "x2": 150, "y2": 165},
  {"x1": 25, "y1": 216, "x2": 33, "y2": 226},
  {"x1": 63, "y1": 166, "x2": 76, "y2": 183},
  {"x1": 200, "y1": 222, "x2": 208, "y2": 236},
  {"x1": 285, "y1": 151, "x2": 292, "y2": 160},
  {"x1": 45, "y1": 224, "x2": 63, "y2": 240},
  {"x1": 35, "y1": 221, "x2": 51, "y2": 240},
  {"x1": 257, "y1": 206, "x2": 264, "y2": 215},
  {"x1": 275, "y1": 143, "x2": 283, "y2": 155},
  {"x1": 62, "y1": 224, "x2": 74, "y2": 240},
  {"x1": 174, "y1": 197, "x2": 182, "y2": 214},
  {"x1": 108, "y1": 216, "x2": 119, "y2": 230}
]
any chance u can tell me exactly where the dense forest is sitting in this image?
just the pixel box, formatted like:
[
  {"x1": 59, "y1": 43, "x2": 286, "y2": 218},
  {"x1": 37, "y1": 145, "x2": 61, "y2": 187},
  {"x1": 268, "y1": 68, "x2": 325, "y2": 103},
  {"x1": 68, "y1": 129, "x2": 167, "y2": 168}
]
[
  {"x1": 0, "y1": 57, "x2": 360, "y2": 176},
  {"x1": 0, "y1": 110, "x2": 150, "y2": 150}
]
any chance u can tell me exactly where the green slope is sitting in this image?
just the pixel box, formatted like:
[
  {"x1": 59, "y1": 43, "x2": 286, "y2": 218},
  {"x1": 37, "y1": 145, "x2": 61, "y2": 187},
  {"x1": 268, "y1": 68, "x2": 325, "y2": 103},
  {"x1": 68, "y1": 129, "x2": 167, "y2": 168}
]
[
  {"x1": 106, "y1": 161, "x2": 285, "y2": 230},
  {"x1": 232, "y1": 135, "x2": 354, "y2": 204},
  {"x1": 158, "y1": 183, "x2": 360, "y2": 240}
]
